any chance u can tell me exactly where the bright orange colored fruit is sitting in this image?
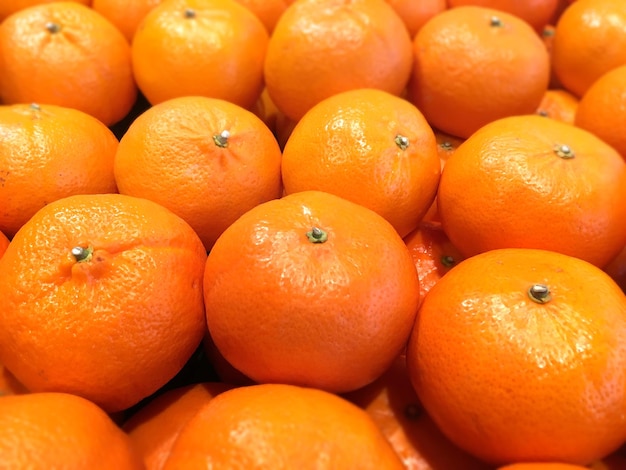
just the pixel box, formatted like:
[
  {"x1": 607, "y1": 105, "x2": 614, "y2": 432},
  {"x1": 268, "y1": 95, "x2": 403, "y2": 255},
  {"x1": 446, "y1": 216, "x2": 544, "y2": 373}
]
[
  {"x1": 204, "y1": 190, "x2": 421, "y2": 393},
  {"x1": 406, "y1": 248, "x2": 626, "y2": 465},
  {"x1": 0, "y1": 0, "x2": 91, "y2": 22},
  {"x1": 0, "y1": 193, "x2": 208, "y2": 412},
  {"x1": 447, "y1": 0, "x2": 559, "y2": 31},
  {"x1": 91, "y1": 0, "x2": 164, "y2": 42},
  {"x1": 536, "y1": 88, "x2": 579, "y2": 124},
  {"x1": 385, "y1": 0, "x2": 447, "y2": 37}
]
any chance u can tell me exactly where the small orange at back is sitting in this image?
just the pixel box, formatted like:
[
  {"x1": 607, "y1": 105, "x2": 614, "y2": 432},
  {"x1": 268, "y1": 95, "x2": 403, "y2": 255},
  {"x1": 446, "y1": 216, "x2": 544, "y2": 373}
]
[
  {"x1": 0, "y1": 0, "x2": 91, "y2": 22},
  {"x1": 131, "y1": 0, "x2": 269, "y2": 110},
  {"x1": 0, "y1": 392, "x2": 144, "y2": 468},
  {"x1": 114, "y1": 96, "x2": 283, "y2": 251},
  {"x1": 234, "y1": 0, "x2": 289, "y2": 33},
  {"x1": 552, "y1": 0, "x2": 626, "y2": 97},
  {"x1": 91, "y1": 0, "x2": 164, "y2": 42},
  {"x1": 575, "y1": 64, "x2": 626, "y2": 158},
  {"x1": 161, "y1": 383, "x2": 406, "y2": 469},
  {"x1": 407, "y1": 6, "x2": 550, "y2": 139},
  {"x1": 536, "y1": 88, "x2": 579, "y2": 124},
  {"x1": 437, "y1": 114, "x2": 626, "y2": 268},
  {"x1": 0, "y1": 193, "x2": 208, "y2": 413},
  {"x1": 264, "y1": 0, "x2": 414, "y2": 122},
  {"x1": 123, "y1": 382, "x2": 233, "y2": 470},
  {"x1": 0, "y1": 2, "x2": 137, "y2": 127},
  {"x1": 406, "y1": 248, "x2": 626, "y2": 465},
  {"x1": 204, "y1": 190, "x2": 421, "y2": 394},
  {"x1": 0, "y1": 103, "x2": 119, "y2": 238},
  {"x1": 385, "y1": 0, "x2": 447, "y2": 38},
  {"x1": 281, "y1": 88, "x2": 441, "y2": 238}
]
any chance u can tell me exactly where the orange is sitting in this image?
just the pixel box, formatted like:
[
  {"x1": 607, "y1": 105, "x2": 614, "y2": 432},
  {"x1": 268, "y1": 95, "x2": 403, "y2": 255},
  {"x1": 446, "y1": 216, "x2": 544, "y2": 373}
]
[
  {"x1": 437, "y1": 114, "x2": 626, "y2": 268},
  {"x1": 406, "y1": 248, "x2": 626, "y2": 465},
  {"x1": 574, "y1": 65, "x2": 626, "y2": 158},
  {"x1": 161, "y1": 383, "x2": 405, "y2": 469},
  {"x1": 385, "y1": 0, "x2": 447, "y2": 38},
  {"x1": 0, "y1": 231, "x2": 9, "y2": 258},
  {"x1": 204, "y1": 190, "x2": 421, "y2": 393},
  {"x1": 0, "y1": 0, "x2": 91, "y2": 22},
  {"x1": 0, "y1": 363, "x2": 28, "y2": 396},
  {"x1": 114, "y1": 96, "x2": 283, "y2": 251},
  {"x1": 536, "y1": 88, "x2": 579, "y2": 124},
  {"x1": 552, "y1": 0, "x2": 626, "y2": 97},
  {"x1": 124, "y1": 382, "x2": 233, "y2": 470},
  {"x1": 264, "y1": 0, "x2": 413, "y2": 122},
  {"x1": 0, "y1": 103, "x2": 119, "y2": 238},
  {"x1": 407, "y1": 6, "x2": 550, "y2": 139},
  {"x1": 604, "y1": 245, "x2": 626, "y2": 293},
  {"x1": 498, "y1": 465, "x2": 592, "y2": 470},
  {"x1": 0, "y1": 2, "x2": 137, "y2": 126},
  {"x1": 131, "y1": 0, "x2": 269, "y2": 110},
  {"x1": 91, "y1": 0, "x2": 164, "y2": 42},
  {"x1": 403, "y1": 222, "x2": 465, "y2": 304},
  {"x1": 447, "y1": 0, "x2": 560, "y2": 31},
  {"x1": 234, "y1": 0, "x2": 288, "y2": 33},
  {"x1": 281, "y1": 88, "x2": 441, "y2": 238},
  {"x1": 0, "y1": 392, "x2": 144, "y2": 468},
  {"x1": 343, "y1": 355, "x2": 492, "y2": 470},
  {"x1": 0, "y1": 193, "x2": 208, "y2": 412}
]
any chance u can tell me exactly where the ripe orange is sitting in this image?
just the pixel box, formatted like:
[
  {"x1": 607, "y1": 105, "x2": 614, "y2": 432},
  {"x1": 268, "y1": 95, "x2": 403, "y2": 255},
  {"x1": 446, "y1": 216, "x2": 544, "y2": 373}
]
[
  {"x1": 0, "y1": 103, "x2": 119, "y2": 238},
  {"x1": 0, "y1": 0, "x2": 91, "y2": 22},
  {"x1": 264, "y1": 0, "x2": 413, "y2": 122},
  {"x1": 234, "y1": 0, "x2": 288, "y2": 33},
  {"x1": 406, "y1": 248, "x2": 626, "y2": 465},
  {"x1": 0, "y1": 193, "x2": 208, "y2": 412},
  {"x1": 91, "y1": 0, "x2": 164, "y2": 42},
  {"x1": 131, "y1": 0, "x2": 269, "y2": 110},
  {"x1": 385, "y1": 0, "x2": 447, "y2": 37},
  {"x1": 536, "y1": 88, "x2": 579, "y2": 124},
  {"x1": 437, "y1": 114, "x2": 626, "y2": 268},
  {"x1": 447, "y1": 0, "x2": 559, "y2": 31},
  {"x1": 552, "y1": 0, "x2": 626, "y2": 97},
  {"x1": 0, "y1": 2, "x2": 137, "y2": 126},
  {"x1": 281, "y1": 88, "x2": 441, "y2": 238},
  {"x1": 204, "y1": 190, "x2": 421, "y2": 393},
  {"x1": 161, "y1": 383, "x2": 406, "y2": 469},
  {"x1": 344, "y1": 355, "x2": 492, "y2": 470},
  {"x1": 114, "y1": 96, "x2": 283, "y2": 251},
  {"x1": 0, "y1": 392, "x2": 144, "y2": 468},
  {"x1": 407, "y1": 5, "x2": 550, "y2": 139},
  {"x1": 123, "y1": 382, "x2": 233, "y2": 470},
  {"x1": 574, "y1": 65, "x2": 626, "y2": 158}
]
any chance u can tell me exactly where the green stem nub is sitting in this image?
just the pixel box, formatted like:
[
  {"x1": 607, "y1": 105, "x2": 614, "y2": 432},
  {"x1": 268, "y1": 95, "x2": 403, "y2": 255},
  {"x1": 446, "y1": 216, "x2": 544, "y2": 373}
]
[
  {"x1": 184, "y1": 8, "x2": 196, "y2": 18},
  {"x1": 554, "y1": 144, "x2": 575, "y2": 159},
  {"x1": 528, "y1": 283, "x2": 552, "y2": 304},
  {"x1": 306, "y1": 227, "x2": 328, "y2": 244},
  {"x1": 490, "y1": 16, "x2": 503, "y2": 27},
  {"x1": 441, "y1": 255, "x2": 456, "y2": 268},
  {"x1": 45, "y1": 22, "x2": 62, "y2": 34},
  {"x1": 213, "y1": 130, "x2": 230, "y2": 148},
  {"x1": 71, "y1": 245, "x2": 93, "y2": 263},
  {"x1": 395, "y1": 134, "x2": 410, "y2": 151}
]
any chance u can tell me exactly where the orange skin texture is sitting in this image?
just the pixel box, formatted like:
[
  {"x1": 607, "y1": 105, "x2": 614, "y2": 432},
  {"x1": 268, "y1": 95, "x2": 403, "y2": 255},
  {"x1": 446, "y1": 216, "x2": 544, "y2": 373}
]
[
  {"x1": 385, "y1": 0, "x2": 447, "y2": 38},
  {"x1": 446, "y1": 0, "x2": 560, "y2": 31},
  {"x1": 0, "y1": 2, "x2": 137, "y2": 127},
  {"x1": 124, "y1": 382, "x2": 233, "y2": 470},
  {"x1": 203, "y1": 191, "x2": 421, "y2": 394},
  {"x1": 281, "y1": 88, "x2": 441, "y2": 238},
  {"x1": 437, "y1": 115, "x2": 626, "y2": 268},
  {"x1": 0, "y1": 103, "x2": 119, "y2": 238},
  {"x1": 0, "y1": 194, "x2": 208, "y2": 413},
  {"x1": 0, "y1": 392, "x2": 144, "y2": 468},
  {"x1": 131, "y1": 0, "x2": 269, "y2": 109},
  {"x1": 91, "y1": 0, "x2": 164, "y2": 42},
  {"x1": 343, "y1": 355, "x2": 492, "y2": 470},
  {"x1": 536, "y1": 88, "x2": 579, "y2": 124},
  {"x1": 114, "y1": 96, "x2": 283, "y2": 251},
  {"x1": 408, "y1": 6, "x2": 550, "y2": 139},
  {"x1": 0, "y1": 0, "x2": 91, "y2": 22},
  {"x1": 552, "y1": 0, "x2": 626, "y2": 98},
  {"x1": 406, "y1": 248, "x2": 626, "y2": 465},
  {"x1": 264, "y1": 0, "x2": 414, "y2": 122},
  {"x1": 575, "y1": 64, "x2": 626, "y2": 159},
  {"x1": 161, "y1": 383, "x2": 406, "y2": 469}
]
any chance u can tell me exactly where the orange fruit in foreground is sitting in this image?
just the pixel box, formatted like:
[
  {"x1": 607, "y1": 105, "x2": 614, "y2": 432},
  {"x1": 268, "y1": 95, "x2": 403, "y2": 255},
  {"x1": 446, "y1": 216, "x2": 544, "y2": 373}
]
[
  {"x1": 114, "y1": 96, "x2": 283, "y2": 251},
  {"x1": 281, "y1": 88, "x2": 441, "y2": 238},
  {"x1": 91, "y1": 0, "x2": 164, "y2": 42},
  {"x1": 536, "y1": 89, "x2": 579, "y2": 124},
  {"x1": 0, "y1": 2, "x2": 137, "y2": 126},
  {"x1": 131, "y1": 0, "x2": 269, "y2": 109},
  {"x1": 343, "y1": 355, "x2": 492, "y2": 470},
  {"x1": 0, "y1": 392, "x2": 144, "y2": 468},
  {"x1": 0, "y1": 103, "x2": 119, "y2": 238},
  {"x1": 575, "y1": 65, "x2": 626, "y2": 158},
  {"x1": 204, "y1": 190, "x2": 421, "y2": 393},
  {"x1": 0, "y1": 0, "x2": 91, "y2": 22},
  {"x1": 406, "y1": 248, "x2": 626, "y2": 465},
  {"x1": 264, "y1": 0, "x2": 413, "y2": 122},
  {"x1": 0, "y1": 194, "x2": 208, "y2": 412},
  {"x1": 408, "y1": 6, "x2": 550, "y2": 139},
  {"x1": 552, "y1": 0, "x2": 626, "y2": 97},
  {"x1": 437, "y1": 114, "x2": 626, "y2": 268},
  {"x1": 446, "y1": 0, "x2": 559, "y2": 31},
  {"x1": 123, "y1": 382, "x2": 233, "y2": 470},
  {"x1": 161, "y1": 383, "x2": 405, "y2": 469}
]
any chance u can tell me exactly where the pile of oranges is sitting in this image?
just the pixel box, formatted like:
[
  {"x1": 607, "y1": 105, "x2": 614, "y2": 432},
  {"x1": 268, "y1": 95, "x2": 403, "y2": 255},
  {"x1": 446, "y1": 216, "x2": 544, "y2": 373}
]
[{"x1": 0, "y1": 0, "x2": 625, "y2": 468}]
